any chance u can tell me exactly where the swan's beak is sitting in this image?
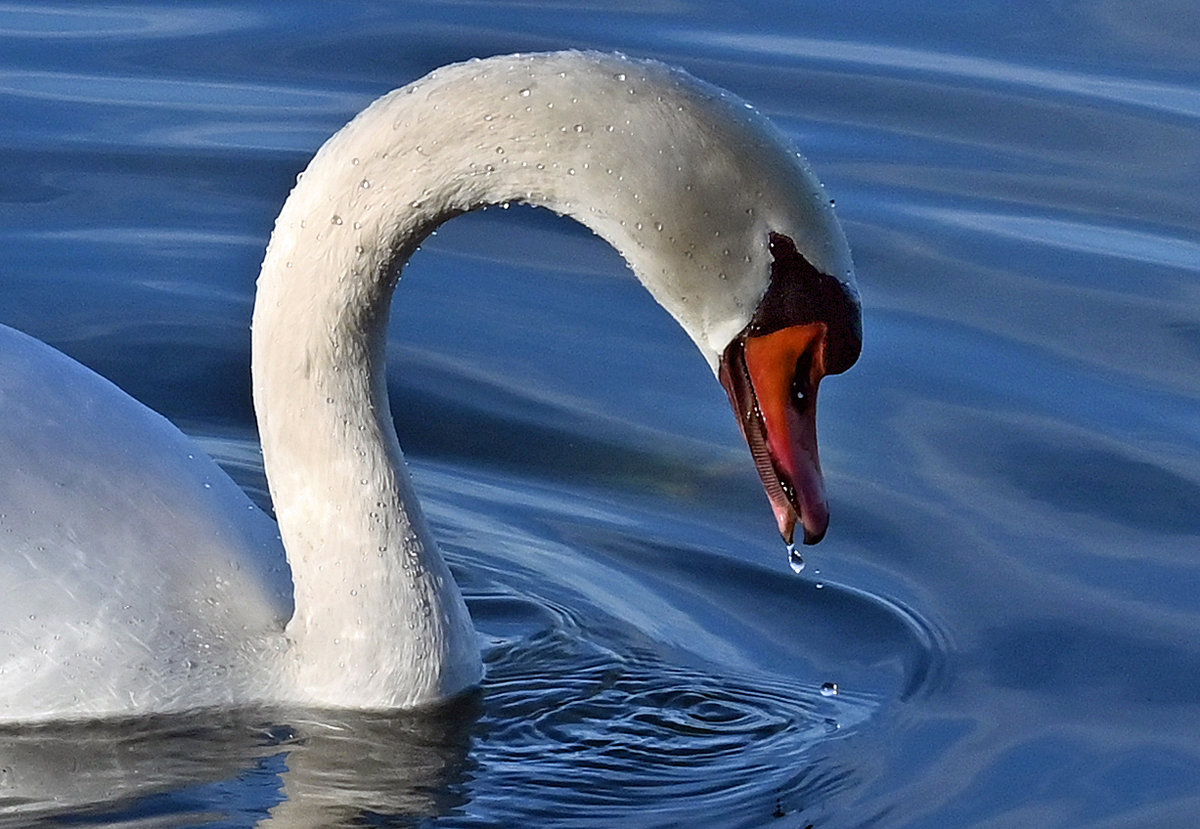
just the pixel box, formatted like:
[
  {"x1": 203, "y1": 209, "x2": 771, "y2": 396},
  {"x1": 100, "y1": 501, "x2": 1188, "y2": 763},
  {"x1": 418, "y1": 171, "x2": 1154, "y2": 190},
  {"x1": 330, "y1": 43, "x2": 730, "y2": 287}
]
[{"x1": 719, "y1": 322, "x2": 830, "y2": 545}]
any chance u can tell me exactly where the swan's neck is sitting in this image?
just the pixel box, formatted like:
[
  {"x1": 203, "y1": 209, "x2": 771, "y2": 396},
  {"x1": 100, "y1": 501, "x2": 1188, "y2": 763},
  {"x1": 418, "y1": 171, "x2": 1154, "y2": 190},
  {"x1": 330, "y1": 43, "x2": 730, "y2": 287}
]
[
  {"x1": 251, "y1": 269, "x2": 477, "y2": 707},
  {"x1": 252, "y1": 52, "x2": 850, "y2": 707}
]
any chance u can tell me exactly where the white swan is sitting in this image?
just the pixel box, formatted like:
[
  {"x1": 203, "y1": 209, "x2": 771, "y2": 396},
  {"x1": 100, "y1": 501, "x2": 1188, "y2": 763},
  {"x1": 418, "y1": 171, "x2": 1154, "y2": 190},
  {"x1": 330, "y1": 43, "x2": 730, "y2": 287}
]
[{"x1": 0, "y1": 51, "x2": 860, "y2": 721}]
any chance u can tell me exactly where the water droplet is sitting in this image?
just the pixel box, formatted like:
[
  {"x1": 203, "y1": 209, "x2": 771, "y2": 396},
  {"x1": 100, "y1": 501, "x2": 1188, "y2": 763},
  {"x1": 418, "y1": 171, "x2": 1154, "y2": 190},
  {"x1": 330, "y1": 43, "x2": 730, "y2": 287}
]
[
  {"x1": 573, "y1": 124, "x2": 584, "y2": 133},
  {"x1": 820, "y1": 682, "x2": 839, "y2": 697},
  {"x1": 787, "y1": 544, "x2": 805, "y2": 573},
  {"x1": 614, "y1": 72, "x2": 626, "y2": 81},
  {"x1": 360, "y1": 179, "x2": 371, "y2": 189}
]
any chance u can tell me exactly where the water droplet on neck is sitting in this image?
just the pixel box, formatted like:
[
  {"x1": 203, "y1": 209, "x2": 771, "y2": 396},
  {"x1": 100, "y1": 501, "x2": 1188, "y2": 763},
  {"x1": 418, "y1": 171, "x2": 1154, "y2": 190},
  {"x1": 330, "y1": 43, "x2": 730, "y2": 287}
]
[
  {"x1": 787, "y1": 544, "x2": 805, "y2": 574},
  {"x1": 820, "y1": 682, "x2": 839, "y2": 697}
]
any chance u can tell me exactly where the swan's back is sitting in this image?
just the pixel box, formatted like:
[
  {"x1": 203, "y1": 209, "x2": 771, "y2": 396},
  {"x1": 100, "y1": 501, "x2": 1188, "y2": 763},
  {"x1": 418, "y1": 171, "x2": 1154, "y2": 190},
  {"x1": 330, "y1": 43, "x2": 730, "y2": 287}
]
[{"x1": 0, "y1": 325, "x2": 291, "y2": 720}]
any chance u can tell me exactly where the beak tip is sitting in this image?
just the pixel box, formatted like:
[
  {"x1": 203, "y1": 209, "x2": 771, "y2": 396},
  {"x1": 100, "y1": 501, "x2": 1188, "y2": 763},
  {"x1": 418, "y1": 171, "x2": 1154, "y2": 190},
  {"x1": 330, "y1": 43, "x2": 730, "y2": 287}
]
[
  {"x1": 802, "y1": 524, "x2": 827, "y2": 545},
  {"x1": 774, "y1": 504, "x2": 829, "y2": 546},
  {"x1": 801, "y1": 502, "x2": 830, "y2": 545}
]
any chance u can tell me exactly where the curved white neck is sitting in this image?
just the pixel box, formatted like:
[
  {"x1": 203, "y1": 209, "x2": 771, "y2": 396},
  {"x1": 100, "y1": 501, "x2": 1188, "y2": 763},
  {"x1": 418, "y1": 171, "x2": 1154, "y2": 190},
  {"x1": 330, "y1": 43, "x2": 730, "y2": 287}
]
[{"x1": 251, "y1": 52, "x2": 851, "y2": 707}]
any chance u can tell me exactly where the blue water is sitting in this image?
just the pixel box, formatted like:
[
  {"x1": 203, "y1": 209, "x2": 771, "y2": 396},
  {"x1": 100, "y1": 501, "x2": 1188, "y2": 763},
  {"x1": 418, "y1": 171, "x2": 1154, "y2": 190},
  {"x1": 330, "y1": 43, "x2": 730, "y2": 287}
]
[{"x1": 1, "y1": 2, "x2": 1199, "y2": 827}]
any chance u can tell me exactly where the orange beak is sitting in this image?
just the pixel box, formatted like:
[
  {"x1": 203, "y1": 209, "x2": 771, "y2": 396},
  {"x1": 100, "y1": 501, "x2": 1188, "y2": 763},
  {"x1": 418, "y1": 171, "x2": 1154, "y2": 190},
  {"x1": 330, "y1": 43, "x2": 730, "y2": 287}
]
[{"x1": 719, "y1": 322, "x2": 830, "y2": 545}]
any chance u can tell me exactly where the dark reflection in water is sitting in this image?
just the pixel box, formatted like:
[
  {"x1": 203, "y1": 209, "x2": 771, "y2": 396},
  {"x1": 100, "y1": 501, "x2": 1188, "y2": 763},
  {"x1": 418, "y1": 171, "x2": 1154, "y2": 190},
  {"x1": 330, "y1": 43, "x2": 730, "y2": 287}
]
[
  {"x1": 982, "y1": 621, "x2": 1200, "y2": 705},
  {"x1": 995, "y1": 445, "x2": 1200, "y2": 536}
]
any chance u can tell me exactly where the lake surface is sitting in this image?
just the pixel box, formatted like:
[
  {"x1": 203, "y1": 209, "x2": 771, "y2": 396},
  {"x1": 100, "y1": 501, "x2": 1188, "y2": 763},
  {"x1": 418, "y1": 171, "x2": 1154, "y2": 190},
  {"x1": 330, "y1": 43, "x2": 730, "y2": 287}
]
[{"x1": 1, "y1": 2, "x2": 1198, "y2": 827}]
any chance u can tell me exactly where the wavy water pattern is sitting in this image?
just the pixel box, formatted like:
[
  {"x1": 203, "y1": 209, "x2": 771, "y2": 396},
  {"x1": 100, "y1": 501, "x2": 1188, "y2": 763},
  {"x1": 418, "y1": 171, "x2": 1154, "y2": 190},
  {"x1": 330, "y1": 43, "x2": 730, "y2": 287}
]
[{"x1": 0, "y1": 1, "x2": 1198, "y2": 827}]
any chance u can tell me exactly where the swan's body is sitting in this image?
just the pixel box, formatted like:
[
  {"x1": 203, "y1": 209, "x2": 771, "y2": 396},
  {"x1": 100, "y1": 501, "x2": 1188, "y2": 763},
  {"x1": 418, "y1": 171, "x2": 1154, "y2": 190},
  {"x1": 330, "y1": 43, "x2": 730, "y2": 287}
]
[
  {"x1": 0, "y1": 51, "x2": 860, "y2": 721},
  {"x1": 0, "y1": 325, "x2": 292, "y2": 718}
]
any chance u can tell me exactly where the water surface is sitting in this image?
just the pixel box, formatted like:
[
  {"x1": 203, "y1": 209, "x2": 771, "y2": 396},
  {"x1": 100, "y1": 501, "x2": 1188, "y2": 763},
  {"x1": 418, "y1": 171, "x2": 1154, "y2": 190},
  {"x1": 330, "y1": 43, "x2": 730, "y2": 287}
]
[{"x1": 1, "y1": 2, "x2": 1198, "y2": 827}]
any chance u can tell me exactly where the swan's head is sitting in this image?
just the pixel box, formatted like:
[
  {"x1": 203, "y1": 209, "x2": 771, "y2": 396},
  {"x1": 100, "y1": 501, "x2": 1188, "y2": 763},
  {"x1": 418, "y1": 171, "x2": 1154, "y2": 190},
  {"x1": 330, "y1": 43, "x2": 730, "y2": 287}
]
[
  {"x1": 535, "y1": 54, "x2": 864, "y2": 545},
  {"x1": 502, "y1": 53, "x2": 864, "y2": 545}
]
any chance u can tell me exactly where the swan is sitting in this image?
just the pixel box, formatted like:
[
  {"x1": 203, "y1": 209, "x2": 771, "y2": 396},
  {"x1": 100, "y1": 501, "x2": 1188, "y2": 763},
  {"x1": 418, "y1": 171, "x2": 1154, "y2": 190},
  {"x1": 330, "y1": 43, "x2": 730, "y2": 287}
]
[{"x1": 0, "y1": 51, "x2": 860, "y2": 721}]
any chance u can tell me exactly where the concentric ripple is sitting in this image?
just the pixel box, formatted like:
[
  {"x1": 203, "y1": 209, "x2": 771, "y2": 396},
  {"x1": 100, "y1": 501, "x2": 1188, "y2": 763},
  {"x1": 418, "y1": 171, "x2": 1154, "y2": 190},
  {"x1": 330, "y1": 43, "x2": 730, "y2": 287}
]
[{"x1": 463, "y1": 606, "x2": 874, "y2": 827}]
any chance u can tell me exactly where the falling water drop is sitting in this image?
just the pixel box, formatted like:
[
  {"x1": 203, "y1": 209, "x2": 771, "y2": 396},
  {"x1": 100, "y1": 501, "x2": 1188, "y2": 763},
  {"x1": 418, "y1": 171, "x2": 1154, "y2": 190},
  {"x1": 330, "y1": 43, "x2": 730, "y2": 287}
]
[{"x1": 787, "y1": 543, "x2": 804, "y2": 574}]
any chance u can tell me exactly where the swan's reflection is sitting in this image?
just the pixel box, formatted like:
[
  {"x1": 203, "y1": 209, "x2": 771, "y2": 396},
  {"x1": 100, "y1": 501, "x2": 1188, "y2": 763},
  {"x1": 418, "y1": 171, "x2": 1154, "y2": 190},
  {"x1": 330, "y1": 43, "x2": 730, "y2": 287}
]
[{"x1": 0, "y1": 696, "x2": 479, "y2": 827}]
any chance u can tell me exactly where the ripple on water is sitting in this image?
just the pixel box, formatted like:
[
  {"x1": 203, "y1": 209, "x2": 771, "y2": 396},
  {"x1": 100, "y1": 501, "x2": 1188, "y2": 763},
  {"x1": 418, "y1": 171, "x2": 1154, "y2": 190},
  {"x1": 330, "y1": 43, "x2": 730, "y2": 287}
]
[{"x1": 467, "y1": 599, "x2": 876, "y2": 826}]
